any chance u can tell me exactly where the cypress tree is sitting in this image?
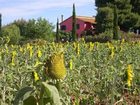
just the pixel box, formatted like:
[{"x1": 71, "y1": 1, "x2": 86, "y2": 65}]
[
  {"x1": 72, "y1": 4, "x2": 76, "y2": 41},
  {"x1": 113, "y1": 5, "x2": 119, "y2": 40},
  {"x1": 0, "y1": 14, "x2": 2, "y2": 36},
  {"x1": 56, "y1": 18, "x2": 59, "y2": 42}
]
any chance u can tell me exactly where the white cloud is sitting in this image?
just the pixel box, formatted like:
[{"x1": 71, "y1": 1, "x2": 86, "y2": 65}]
[
  {"x1": 0, "y1": 0, "x2": 93, "y2": 17},
  {"x1": 0, "y1": 0, "x2": 95, "y2": 25}
]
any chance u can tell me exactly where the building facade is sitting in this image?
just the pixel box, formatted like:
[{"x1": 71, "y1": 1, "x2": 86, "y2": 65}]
[{"x1": 60, "y1": 16, "x2": 96, "y2": 38}]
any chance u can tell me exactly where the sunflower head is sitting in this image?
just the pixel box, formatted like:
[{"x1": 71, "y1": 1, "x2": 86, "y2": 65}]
[{"x1": 45, "y1": 52, "x2": 66, "y2": 80}]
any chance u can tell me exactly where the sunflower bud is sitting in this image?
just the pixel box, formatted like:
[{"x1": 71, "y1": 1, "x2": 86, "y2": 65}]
[
  {"x1": 76, "y1": 43, "x2": 80, "y2": 56},
  {"x1": 19, "y1": 47, "x2": 23, "y2": 52},
  {"x1": 89, "y1": 42, "x2": 94, "y2": 51},
  {"x1": 121, "y1": 39, "x2": 125, "y2": 44},
  {"x1": 126, "y1": 64, "x2": 134, "y2": 87},
  {"x1": 11, "y1": 51, "x2": 17, "y2": 66},
  {"x1": 45, "y1": 53, "x2": 66, "y2": 79},
  {"x1": 69, "y1": 59, "x2": 73, "y2": 70},
  {"x1": 110, "y1": 47, "x2": 115, "y2": 59},
  {"x1": 37, "y1": 49, "x2": 42, "y2": 58},
  {"x1": 29, "y1": 46, "x2": 33, "y2": 58},
  {"x1": 32, "y1": 71, "x2": 39, "y2": 82}
]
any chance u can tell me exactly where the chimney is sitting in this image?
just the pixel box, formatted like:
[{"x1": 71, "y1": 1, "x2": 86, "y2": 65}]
[{"x1": 61, "y1": 15, "x2": 63, "y2": 22}]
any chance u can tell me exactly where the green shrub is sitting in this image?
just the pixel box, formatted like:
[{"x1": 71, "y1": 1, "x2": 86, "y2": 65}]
[
  {"x1": 2, "y1": 24, "x2": 21, "y2": 44},
  {"x1": 84, "y1": 31, "x2": 113, "y2": 42}
]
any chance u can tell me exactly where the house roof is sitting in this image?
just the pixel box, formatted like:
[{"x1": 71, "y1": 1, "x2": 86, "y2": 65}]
[
  {"x1": 76, "y1": 16, "x2": 96, "y2": 24},
  {"x1": 60, "y1": 16, "x2": 96, "y2": 24}
]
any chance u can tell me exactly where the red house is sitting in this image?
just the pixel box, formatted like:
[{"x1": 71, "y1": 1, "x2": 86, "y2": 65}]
[{"x1": 60, "y1": 16, "x2": 96, "y2": 38}]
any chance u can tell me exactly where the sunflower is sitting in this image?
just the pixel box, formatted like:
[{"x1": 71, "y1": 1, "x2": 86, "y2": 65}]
[{"x1": 45, "y1": 53, "x2": 66, "y2": 79}]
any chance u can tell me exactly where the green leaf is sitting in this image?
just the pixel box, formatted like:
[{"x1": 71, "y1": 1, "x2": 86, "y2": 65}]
[
  {"x1": 42, "y1": 82, "x2": 62, "y2": 105},
  {"x1": 23, "y1": 96, "x2": 37, "y2": 105},
  {"x1": 13, "y1": 87, "x2": 34, "y2": 105}
]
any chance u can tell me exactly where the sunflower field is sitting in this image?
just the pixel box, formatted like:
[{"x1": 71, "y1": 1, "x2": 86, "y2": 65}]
[{"x1": 0, "y1": 39, "x2": 140, "y2": 105}]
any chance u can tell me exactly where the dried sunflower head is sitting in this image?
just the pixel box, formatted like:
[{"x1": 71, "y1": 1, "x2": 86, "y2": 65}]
[{"x1": 45, "y1": 53, "x2": 66, "y2": 80}]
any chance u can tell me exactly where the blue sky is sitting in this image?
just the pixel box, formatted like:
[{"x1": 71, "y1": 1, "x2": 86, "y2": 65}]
[{"x1": 0, "y1": 0, "x2": 97, "y2": 26}]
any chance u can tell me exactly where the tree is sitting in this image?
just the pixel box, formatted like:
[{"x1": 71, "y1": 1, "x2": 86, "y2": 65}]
[
  {"x1": 2, "y1": 24, "x2": 21, "y2": 44},
  {"x1": 95, "y1": 0, "x2": 114, "y2": 7},
  {"x1": 56, "y1": 18, "x2": 59, "y2": 42},
  {"x1": 131, "y1": 0, "x2": 140, "y2": 15},
  {"x1": 95, "y1": 0, "x2": 139, "y2": 32},
  {"x1": 113, "y1": 5, "x2": 119, "y2": 40},
  {"x1": 0, "y1": 14, "x2": 2, "y2": 36},
  {"x1": 26, "y1": 18, "x2": 54, "y2": 40},
  {"x1": 130, "y1": 0, "x2": 140, "y2": 31},
  {"x1": 96, "y1": 7, "x2": 114, "y2": 33},
  {"x1": 72, "y1": 4, "x2": 76, "y2": 41},
  {"x1": 114, "y1": 0, "x2": 133, "y2": 31},
  {"x1": 116, "y1": 0, "x2": 140, "y2": 31},
  {"x1": 115, "y1": 0, "x2": 132, "y2": 14},
  {"x1": 2, "y1": 17, "x2": 55, "y2": 42},
  {"x1": 25, "y1": 19, "x2": 36, "y2": 38},
  {"x1": 13, "y1": 19, "x2": 27, "y2": 36},
  {"x1": 120, "y1": 13, "x2": 140, "y2": 31},
  {"x1": 95, "y1": 0, "x2": 114, "y2": 34}
]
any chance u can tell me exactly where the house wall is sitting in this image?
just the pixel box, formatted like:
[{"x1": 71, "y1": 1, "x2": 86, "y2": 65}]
[
  {"x1": 84, "y1": 22, "x2": 92, "y2": 30},
  {"x1": 84, "y1": 22, "x2": 97, "y2": 31},
  {"x1": 60, "y1": 17, "x2": 85, "y2": 37}
]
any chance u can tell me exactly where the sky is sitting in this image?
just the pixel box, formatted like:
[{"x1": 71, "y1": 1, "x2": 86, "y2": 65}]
[{"x1": 0, "y1": 0, "x2": 97, "y2": 26}]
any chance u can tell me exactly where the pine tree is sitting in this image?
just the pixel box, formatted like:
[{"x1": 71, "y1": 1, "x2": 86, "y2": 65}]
[
  {"x1": 131, "y1": 0, "x2": 140, "y2": 15},
  {"x1": 56, "y1": 18, "x2": 59, "y2": 42},
  {"x1": 130, "y1": 0, "x2": 140, "y2": 30},
  {"x1": 72, "y1": 4, "x2": 76, "y2": 41},
  {"x1": 115, "y1": 0, "x2": 133, "y2": 31},
  {"x1": 95, "y1": 0, "x2": 139, "y2": 32},
  {"x1": 95, "y1": 0, "x2": 113, "y2": 7},
  {"x1": 96, "y1": 7, "x2": 114, "y2": 33},
  {"x1": 95, "y1": 0, "x2": 114, "y2": 34},
  {"x1": 113, "y1": 5, "x2": 119, "y2": 40}
]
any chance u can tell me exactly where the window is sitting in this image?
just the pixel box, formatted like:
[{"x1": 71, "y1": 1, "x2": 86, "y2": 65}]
[
  {"x1": 76, "y1": 24, "x2": 80, "y2": 30},
  {"x1": 61, "y1": 25, "x2": 66, "y2": 30}
]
